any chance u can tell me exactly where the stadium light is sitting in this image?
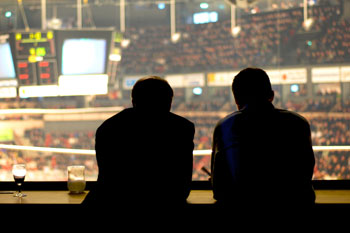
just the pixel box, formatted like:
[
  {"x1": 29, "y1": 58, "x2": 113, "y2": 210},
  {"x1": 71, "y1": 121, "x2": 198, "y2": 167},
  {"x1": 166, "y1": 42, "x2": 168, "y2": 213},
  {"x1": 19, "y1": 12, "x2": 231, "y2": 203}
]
[
  {"x1": 109, "y1": 54, "x2": 122, "y2": 62},
  {"x1": 5, "y1": 11, "x2": 12, "y2": 18},
  {"x1": 290, "y1": 84, "x2": 299, "y2": 93},
  {"x1": 193, "y1": 87, "x2": 203, "y2": 95},
  {"x1": 170, "y1": 0, "x2": 181, "y2": 43},
  {"x1": 230, "y1": 4, "x2": 241, "y2": 37},
  {"x1": 231, "y1": 26, "x2": 241, "y2": 37},
  {"x1": 303, "y1": 0, "x2": 314, "y2": 31},
  {"x1": 303, "y1": 18, "x2": 314, "y2": 31},
  {"x1": 158, "y1": 3, "x2": 166, "y2": 10},
  {"x1": 47, "y1": 18, "x2": 62, "y2": 29},
  {"x1": 171, "y1": 32, "x2": 181, "y2": 43},
  {"x1": 200, "y1": 3, "x2": 209, "y2": 9},
  {"x1": 121, "y1": 38, "x2": 130, "y2": 48}
]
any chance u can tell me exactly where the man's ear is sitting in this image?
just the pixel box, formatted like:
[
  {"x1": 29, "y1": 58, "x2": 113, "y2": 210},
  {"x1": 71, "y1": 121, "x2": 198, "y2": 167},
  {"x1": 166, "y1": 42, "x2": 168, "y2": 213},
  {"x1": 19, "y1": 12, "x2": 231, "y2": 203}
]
[
  {"x1": 234, "y1": 98, "x2": 243, "y2": 110},
  {"x1": 268, "y1": 90, "x2": 274, "y2": 103}
]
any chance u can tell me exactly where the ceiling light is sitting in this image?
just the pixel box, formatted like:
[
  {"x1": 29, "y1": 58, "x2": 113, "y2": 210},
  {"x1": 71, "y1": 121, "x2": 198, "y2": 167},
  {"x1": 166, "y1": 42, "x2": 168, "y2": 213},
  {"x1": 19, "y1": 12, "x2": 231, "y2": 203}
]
[
  {"x1": 231, "y1": 26, "x2": 241, "y2": 37},
  {"x1": 171, "y1": 32, "x2": 181, "y2": 43}
]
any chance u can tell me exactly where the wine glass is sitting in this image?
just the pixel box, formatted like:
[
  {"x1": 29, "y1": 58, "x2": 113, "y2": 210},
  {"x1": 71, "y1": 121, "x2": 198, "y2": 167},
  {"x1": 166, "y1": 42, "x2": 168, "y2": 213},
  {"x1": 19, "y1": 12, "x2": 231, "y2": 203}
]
[{"x1": 12, "y1": 164, "x2": 27, "y2": 198}]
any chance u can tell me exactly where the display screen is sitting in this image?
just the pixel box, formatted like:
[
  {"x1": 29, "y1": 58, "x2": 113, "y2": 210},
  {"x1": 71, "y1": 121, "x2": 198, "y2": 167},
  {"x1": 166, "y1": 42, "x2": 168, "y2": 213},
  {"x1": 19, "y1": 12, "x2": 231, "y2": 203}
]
[
  {"x1": 193, "y1": 11, "x2": 218, "y2": 24},
  {"x1": 0, "y1": 42, "x2": 16, "y2": 79},
  {"x1": 61, "y1": 38, "x2": 107, "y2": 75}
]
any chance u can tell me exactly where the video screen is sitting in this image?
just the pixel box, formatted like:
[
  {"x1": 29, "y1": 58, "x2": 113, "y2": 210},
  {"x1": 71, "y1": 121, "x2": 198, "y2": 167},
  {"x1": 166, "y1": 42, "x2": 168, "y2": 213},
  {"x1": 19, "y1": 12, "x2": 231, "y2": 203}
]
[
  {"x1": 61, "y1": 38, "x2": 107, "y2": 75},
  {"x1": 0, "y1": 42, "x2": 16, "y2": 79}
]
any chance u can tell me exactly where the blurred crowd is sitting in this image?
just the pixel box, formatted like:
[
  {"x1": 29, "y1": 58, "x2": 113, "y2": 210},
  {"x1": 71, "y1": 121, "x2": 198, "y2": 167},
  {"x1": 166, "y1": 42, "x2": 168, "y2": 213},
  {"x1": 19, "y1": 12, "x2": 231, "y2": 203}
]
[
  {"x1": 119, "y1": 4, "x2": 348, "y2": 75},
  {"x1": 0, "y1": 149, "x2": 97, "y2": 181},
  {"x1": 0, "y1": 99, "x2": 349, "y2": 181}
]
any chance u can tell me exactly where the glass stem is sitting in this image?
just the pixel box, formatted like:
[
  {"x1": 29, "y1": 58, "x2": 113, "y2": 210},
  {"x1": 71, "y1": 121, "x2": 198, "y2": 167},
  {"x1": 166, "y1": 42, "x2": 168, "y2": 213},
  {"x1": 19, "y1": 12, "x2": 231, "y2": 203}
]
[{"x1": 18, "y1": 184, "x2": 22, "y2": 195}]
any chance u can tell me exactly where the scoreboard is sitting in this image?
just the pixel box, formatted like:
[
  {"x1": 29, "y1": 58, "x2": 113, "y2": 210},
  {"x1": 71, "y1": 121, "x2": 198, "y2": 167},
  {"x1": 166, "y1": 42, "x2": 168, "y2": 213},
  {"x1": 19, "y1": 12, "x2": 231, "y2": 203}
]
[
  {"x1": 14, "y1": 30, "x2": 58, "y2": 86},
  {"x1": 0, "y1": 29, "x2": 114, "y2": 98}
]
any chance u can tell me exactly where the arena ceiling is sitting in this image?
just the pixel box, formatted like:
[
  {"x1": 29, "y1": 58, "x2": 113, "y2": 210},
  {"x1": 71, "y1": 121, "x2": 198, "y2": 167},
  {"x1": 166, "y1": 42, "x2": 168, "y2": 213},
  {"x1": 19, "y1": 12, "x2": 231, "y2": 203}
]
[{"x1": 0, "y1": 0, "x2": 212, "y2": 6}]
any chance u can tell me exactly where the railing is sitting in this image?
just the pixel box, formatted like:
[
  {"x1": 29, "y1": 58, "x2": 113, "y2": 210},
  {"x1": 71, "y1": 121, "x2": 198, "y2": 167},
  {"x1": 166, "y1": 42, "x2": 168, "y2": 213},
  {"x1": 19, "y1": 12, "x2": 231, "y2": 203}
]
[
  {"x1": 0, "y1": 144, "x2": 350, "y2": 156},
  {"x1": 1, "y1": 144, "x2": 350, "y2": 181}
]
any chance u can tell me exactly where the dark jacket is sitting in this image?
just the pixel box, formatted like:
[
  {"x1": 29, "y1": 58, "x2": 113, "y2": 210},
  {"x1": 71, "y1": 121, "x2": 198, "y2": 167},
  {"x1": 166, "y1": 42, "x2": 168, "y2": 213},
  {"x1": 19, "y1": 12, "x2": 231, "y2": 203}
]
[
  {"x1": 211, "y1": 102, "x2": 315, "y2": 210},
  {"x1": 84, "y1": 108, "x2": 195, "y2": 209}
]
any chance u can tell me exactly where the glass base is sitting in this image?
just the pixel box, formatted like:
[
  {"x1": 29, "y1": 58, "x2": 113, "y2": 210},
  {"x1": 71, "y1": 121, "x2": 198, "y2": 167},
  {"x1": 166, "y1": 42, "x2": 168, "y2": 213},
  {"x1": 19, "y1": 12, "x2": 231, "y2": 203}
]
[{"x1": 14, "y1": 192, "x2": 27, "y2": 198}]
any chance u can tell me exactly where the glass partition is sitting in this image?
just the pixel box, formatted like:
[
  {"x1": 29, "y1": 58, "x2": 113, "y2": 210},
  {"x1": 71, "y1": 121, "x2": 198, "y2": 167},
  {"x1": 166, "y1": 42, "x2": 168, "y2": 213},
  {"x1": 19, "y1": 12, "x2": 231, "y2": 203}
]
[
  {"x1": 0, "y1": 144, "x2": 350, "y2": 181},
  {"x1": 0, "y1": 0, "x2": 349, "y2": 182},
  {"x1": 0, "y1": 145, "x2": 97, "y2": 181}
]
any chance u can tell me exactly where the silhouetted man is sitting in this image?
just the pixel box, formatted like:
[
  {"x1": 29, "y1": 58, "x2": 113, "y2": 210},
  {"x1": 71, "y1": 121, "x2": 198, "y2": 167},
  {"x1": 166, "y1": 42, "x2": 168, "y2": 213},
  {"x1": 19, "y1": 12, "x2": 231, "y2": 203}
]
[
  {"x1": 211, "y1": 68, "x2": 315, "y2": 214},
  {"x1": 85, "y1": 76, "x2": 195, "y2": 213}
]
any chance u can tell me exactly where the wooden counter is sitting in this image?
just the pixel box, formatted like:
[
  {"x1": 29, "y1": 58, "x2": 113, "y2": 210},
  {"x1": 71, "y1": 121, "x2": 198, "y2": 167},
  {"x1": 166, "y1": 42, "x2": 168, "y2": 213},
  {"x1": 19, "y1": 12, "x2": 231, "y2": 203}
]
[
  {"x1": 1, "y1": 190, "x2": 350, "y2": 205},
  {"x1": 0, "y1": 191, "x2": 88, "y2": 204}
]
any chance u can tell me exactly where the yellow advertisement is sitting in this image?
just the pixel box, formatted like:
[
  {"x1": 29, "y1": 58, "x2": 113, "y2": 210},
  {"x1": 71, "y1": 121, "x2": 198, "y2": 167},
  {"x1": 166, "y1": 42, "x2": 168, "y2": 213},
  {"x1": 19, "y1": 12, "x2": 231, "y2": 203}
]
[{"x1": 0, "y1": 128, "x2": 14, "y2": 142}]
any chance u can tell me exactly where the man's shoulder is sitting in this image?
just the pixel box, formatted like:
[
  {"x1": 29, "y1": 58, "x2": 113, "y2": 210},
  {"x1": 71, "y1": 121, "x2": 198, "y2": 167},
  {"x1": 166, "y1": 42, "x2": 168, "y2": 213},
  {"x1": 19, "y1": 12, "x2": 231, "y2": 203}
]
[
  {"x1": 216, "y1": 111, "x2": 243, "y2": 128},
  {"x1": 97, "y1": 109, "x2": 194, "y2": 132},
  {"x1": 215, "y1": 107, "x2": 310, "y2": 130},
  {"x1": 274, "y1": 108, "x2": 309, "y2": 125},
  {"x1": 97, "y1": 108, "x2": 134, "y2": 131},
  {"x1": 169, "y1": 112, "x2": 195, "y2": 128}
]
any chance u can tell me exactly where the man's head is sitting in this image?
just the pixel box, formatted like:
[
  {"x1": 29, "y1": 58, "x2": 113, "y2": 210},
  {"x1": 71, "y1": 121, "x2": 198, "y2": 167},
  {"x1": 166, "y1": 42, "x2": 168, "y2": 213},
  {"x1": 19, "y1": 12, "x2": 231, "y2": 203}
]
[
  {"x1": 132, "y1": 76, "x2": 174, "y2": 113},
  {"x1": 232, "y1": 67, "x2": 274, "y2": 109}
]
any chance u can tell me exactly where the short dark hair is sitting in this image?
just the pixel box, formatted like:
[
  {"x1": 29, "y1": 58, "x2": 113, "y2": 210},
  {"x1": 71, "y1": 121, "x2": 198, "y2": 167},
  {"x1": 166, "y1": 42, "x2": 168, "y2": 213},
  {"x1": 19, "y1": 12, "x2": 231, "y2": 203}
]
[
  {"x1": 132, "y1": 76, "x2": 173, "y2": 112},
  {"x1": 232, "y1": 67, "x2": 273, "y2": 105}
]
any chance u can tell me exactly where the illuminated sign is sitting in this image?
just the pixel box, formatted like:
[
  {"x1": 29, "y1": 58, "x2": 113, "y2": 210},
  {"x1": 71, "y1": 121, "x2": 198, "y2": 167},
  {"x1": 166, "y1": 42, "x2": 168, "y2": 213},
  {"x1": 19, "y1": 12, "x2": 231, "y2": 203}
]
[
  {"x1": 0, "y1": 87, "x2": 17, "y2": 98},
  {"x1": 165, "y1": 73, "x2": 205, "y2": 88},
  {"x1": 19, "y1": 85, "x2": 59, "y2": 98},
  {"x1": 207, "y1": 72, "x2": 238, "y2": 86},
  {"x1": 279, "y1": 68, "x2": 307, "y2": 84},
  {"x1": 0, "y1": 79, "x2": 18, "y2": 87},
  {"x1": 58, "y1": 74, "x2": 108, "y2": 96},
  {"x1": 312, "y1": 67, "x2": 340, "y2": 83},
  {"x1": 0, "y1": 128, "x2": 14, "y2": 142},
  {"x1": 341, "y1": 66, "x2": 350, "y2": 82},
  {"x1": 193, "y1": 11, "x2": 218, "y2": 24},
  {"x1": 265, "y1": 70, "x2": 282, "y2": 84},
  {"x1": 165, "y1": 74, "x2": 185, "y2": 88},
  {"x1": 18, "y1": 74, "x2": 108, "y2": 98},
  {"x1": 123, "y1": 76, "x2": 143, "y2": 90},
  {"x1": 183, "y1": 73, "x2": 205, "y2": 87},
  {"x1": 206, "y1": 69, "x2": 307, "y2": 86},
  {"x1": 265, "y1": 69, "x2": 307, "y2": 84}
]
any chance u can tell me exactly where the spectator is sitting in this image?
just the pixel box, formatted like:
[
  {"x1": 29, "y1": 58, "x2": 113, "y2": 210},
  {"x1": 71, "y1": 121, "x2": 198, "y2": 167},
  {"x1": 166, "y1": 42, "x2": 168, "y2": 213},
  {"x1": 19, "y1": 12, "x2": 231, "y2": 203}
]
[
  {"x1": 84, "y1": 76, "x2": 195, "y2": 213},
  {"x1": 211, "y1": 68, "x2": 315, "y2": 213}
]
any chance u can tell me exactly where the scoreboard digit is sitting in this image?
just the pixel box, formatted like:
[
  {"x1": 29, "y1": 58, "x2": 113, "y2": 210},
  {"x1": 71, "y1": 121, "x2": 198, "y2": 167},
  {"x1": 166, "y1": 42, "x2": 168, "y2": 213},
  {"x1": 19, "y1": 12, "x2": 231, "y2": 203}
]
[
  {"x1": 37, "y1": 60, "x2": 57, "y2": 85},
  {"x1": 17, "y1": 61, "x2": 36, "y2": 85}
]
